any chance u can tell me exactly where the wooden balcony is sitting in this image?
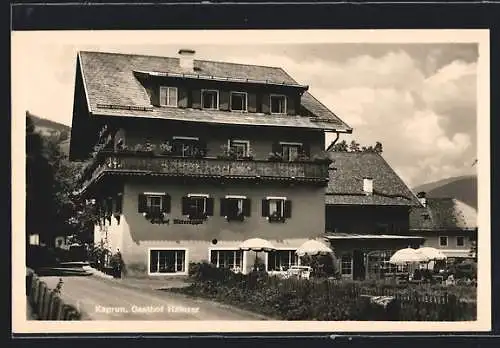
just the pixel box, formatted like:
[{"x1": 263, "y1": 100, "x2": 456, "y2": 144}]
[{"x1": 79, "y1": 151, "x2": 330, "y2": 192}]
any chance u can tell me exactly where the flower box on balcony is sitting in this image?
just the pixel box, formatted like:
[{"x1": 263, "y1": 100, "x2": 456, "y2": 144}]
[{"x1": 267, "y1": 152, "x2": 283, "y2": 162}]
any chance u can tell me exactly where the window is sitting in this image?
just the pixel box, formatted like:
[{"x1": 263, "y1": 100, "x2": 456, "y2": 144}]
[
  {"x1": 210, "y1": 249, "x2": 243, "y2": 270},
  {"x1": 280, "y1": 142, "x2": 302, "y2": 161},
  {"x1": 29, "y1": 234, "x2": 40, "y2": 245},
  {"x1": 230, "y1": 92, "x2": 247, "y2": 111},
  {"x1": 262, "y1": 197, "x2": 292, "y2": 222},
  {"x1": 439, "y1": 236, "x2": 448, "y2": 247},
  {"x1": 202, "y1": 90, "x2": 219, "y2": 110},
  {"x1": 341, "y1": 254, "x2": 352, "y2": 275},
  {"x1": 376, "y1": 250, "x2": 408, "y2": 275},
  {"x1": 148, "y1": 195, "x2": 162, "y2": 213},
  {"x1": 270, "y1": 95, "x2": 287, "y2": 114},
  {"x1": 230, "y1": 140, "x2": 250, "y2": 158},
  {"x1": 171, "y1": 136, "x2": 203, "y2": 157},
  {"x1": 221, "y1": 195, "x2": 251, "y2": 221},
  {"x1": 267, "y1": 250, "x2": 299, "y2": 271},
  {"x1": 138, "y1": 193, "x2": 171, "y2": 214},
  {"x1": 456, "y1": 236, "x2": 465, "y2": 247},
  {"x1": 149, "y1": 249, "x2": 186, "y2": 274},
  {"x1": 160, "y1": 86, "x2": 178, "y2": 107},
  {"x1": 182, "y1": 194, "x2": 214, "y2": 219}
]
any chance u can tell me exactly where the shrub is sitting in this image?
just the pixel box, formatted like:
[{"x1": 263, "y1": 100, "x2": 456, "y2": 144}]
[{"x1": 171, "y1": 267, "x2": 476, "y2": 321}]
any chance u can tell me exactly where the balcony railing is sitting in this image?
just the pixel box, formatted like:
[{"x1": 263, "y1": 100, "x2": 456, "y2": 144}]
[{"x1": 79, "y1": 151, "x2": 330, "y2": 191}]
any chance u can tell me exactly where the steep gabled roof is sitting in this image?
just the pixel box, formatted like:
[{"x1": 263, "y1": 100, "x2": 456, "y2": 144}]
[
  {"x1": 409, "y1": 198, "x2": 477, "y2": 231},
  {"x1": 76, "y1": 51, "x2": 352, "y2": 132},
  {"x1": 325, "y1": 152, "x2": 422, "y2": 207}
]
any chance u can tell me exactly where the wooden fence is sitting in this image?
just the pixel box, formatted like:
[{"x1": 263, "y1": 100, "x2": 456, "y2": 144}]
[
  {"x1": 259, "y1": 276, "x2": 476, "y2": 321},
  {"x1": 26, "y1": 269, "x2": 82, "y2": 320}
]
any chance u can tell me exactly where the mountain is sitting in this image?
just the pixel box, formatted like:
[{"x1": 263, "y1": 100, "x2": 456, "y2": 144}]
[
  {"x1": 413, "y1": 175, "x2": 477, "y2": 210},
  {"x1": 27, "y1": 112, "x2": 71, "y2": 155}
]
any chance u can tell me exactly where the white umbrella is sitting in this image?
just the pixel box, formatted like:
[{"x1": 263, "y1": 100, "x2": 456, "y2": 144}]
[
  {"x1": 239, "y1": 238, "x2": 276, "y2": 271},
  {"x1": 389, "y1": 247, "x2": 430, "y2": 265},
  {"x1": 239, "y1": 238, "x2": 276, "y2": 252},
  {"x1": 295, "y1": 240, "x2": 333, "y2": 257},
  {"x1": 416, "y1": 247, "x2": 447, "y2": 261}
]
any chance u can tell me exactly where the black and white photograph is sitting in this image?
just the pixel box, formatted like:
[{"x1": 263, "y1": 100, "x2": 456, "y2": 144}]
[{"x1": 11, "y1": 29, "x2": 490, "y2": 333}]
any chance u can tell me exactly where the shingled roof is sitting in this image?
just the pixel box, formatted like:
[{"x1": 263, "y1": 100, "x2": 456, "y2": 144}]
[
  {"x1": 77, "y1": 51, "x2": 352, "y2": 132},
  {"x1": 409, "y1": 198, "x2": 477, "y2": 231},
  {"x1": 325, "y1": 152, "x2": 422, "y2": 207}
]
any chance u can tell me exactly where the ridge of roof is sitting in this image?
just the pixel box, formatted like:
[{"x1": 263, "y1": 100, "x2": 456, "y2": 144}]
[
  {"x1": 326, "y1": 151, "x2": 421, "y2": 207},
  {"x1": 78, "y1": 50, "x2": 290, "y2": 73}
]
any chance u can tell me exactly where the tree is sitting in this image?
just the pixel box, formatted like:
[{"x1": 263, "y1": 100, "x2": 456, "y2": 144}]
[
  {"x1": 330, "y1": 140, "x2": 383, "y2": 154},
  {"x1": 26, "y1": 114, "x2": 57, "y2": 247},
  {"x1": 26, "y1": 112, "x2": 97, "y2": 249},
  {"x1": 45, "y1": 136, "x2": 97, "y2": 245}
]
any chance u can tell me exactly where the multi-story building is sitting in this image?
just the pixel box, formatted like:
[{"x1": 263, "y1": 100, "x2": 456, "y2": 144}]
[
  {"x1": 324, "y1": 151, "x2": 424, "y2": 280},
  {"x1": 409, "y1": 193, "x2": 477, "y2": 261},
  {"x1": 69, "y1": 50, "x2": 352, "y2": 277}
]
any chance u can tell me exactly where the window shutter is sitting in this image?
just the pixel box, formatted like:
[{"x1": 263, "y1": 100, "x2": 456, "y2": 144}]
[
  {"x1": 206, "y1": 198, "x2": 214, "y2": 216},
  {"x1": 287, "y1": 95, "x2": 296, "y2": 115},
  {"x1": 150, "y1": 87, "x2": 160, "y2": 107},
  {"x1": 220, "y1": 91, "x2": 230, "y2": 111},
  {"x1": 262, "y1": 94, "x2": 270, "y2": 114},
  {"x1": 159, "y1": 87, "x2": 167, "y2": 106},
  {"x1": 302, "y1": 142, "x2": 310, "y2": 157},
  {"x1": 178, "y1": 87, "x2": 188, "y2": 108},
  {"x1": 192, "y1": 89, "x2": 202, "y2": 109},
  {"x1": 162, "y1": 194, "x2": 171, "y2": 213},
  {"x1": 198, "y1": 138, "x2": 207, "y2": 156},
  {"x1": 272, "y1": 141, "x2": 281, "y2": 154},
  {"x1": 220, "y1": 198, "x2": 227, "y2": 217},
  {"x1": 248, "y1": 93, "x2": 257, "y2": 113},
  {"x1": 284, "y1": 200, "x2": 292, "y2": 218},
  {"x1": 243, "y1": 199, "x2": 251, "y2": 217},
  {"x1": 181, "y1": 196, "x2": 190, "y2": 215},
  {"x1": 138, "y1": 194, "x2": 147, "y2": 213},
  {"x1": 261, "y1": 199, "x2": 269, "y2": 217}
]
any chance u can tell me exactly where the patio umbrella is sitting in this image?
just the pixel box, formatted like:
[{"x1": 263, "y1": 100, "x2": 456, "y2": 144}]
[
  {"x1": 389, "y1": 247, "x2": 430, "y2": 265},
  {"x1": 390, "y1": 248, "x2": 430, "y2": 278},
  {"x1": 416, "y1": 247, "x2": 447, "y2": 261},
  {"x1": 295, "y1": 239, "x2": 333, "y2": 257},
  {"x1": 239, "y1": 238, "x2": 276, "y2": 271}
]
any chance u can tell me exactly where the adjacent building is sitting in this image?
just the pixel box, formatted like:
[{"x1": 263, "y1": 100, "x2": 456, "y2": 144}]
[
  {"x1": 69, "y1": 50, "x2": 352, "y2": 277},
  {"x1": 409, "y1": 193, "x2": 477, "y2": 260},
  {"x1": 324, "y1": 151, "x2": 425, "y2": 280}
]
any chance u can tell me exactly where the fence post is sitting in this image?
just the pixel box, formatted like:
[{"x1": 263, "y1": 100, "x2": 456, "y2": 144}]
[
  {"x1": 37, "y1": 283, "x2": 46, "y2": 316},
  {"x1": 30, "y1": 278, "x2": 39, "y2": 308},
  {"x1": 42, "y1": 292, "x2": 54, "y2": 320}
]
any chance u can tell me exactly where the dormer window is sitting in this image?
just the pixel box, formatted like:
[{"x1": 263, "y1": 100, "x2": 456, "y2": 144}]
[
  {"x1": 202, "y1": 90, "x2": 219, "y2": 110},
  {"x1": 230, "y1": 92, "x2": 247, "y2": 112},
  {"x1": 160, "y1": 86, "x2": 178, "y2": 107},
  {"x1": 270, "y1": 95, "x2": 287, "y2": 114}
]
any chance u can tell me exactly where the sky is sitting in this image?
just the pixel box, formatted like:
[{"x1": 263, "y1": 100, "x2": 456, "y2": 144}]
[{"x1": 12, "y1": 34, "x2": 479, "y2": 188}]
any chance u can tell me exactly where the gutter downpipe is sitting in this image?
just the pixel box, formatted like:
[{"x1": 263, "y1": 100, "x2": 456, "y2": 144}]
[{"x1": 326, "y1": 131, "x2": 340, "y2": 152}]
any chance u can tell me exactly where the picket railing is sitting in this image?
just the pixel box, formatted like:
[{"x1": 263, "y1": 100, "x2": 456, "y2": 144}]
[{"x1": 26, "y1": 269, "x2": 82, "y2": 320}]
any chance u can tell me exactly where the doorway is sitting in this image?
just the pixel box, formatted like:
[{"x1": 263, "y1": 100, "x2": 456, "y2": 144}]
[{"x1": 352, "y1": 249, "x2": 366, "y2": 280}]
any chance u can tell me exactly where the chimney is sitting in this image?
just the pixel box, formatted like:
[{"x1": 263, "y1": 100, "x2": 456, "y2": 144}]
[
  {"x1": 417, "y1": 191, "x2": 427, "y2": 207},
  {"x1": 363, "y1": 177, "x2": 373, "y2": 195},
  {"x1": 178, "y1": 49, "x2": 196, "y2": 71}
]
